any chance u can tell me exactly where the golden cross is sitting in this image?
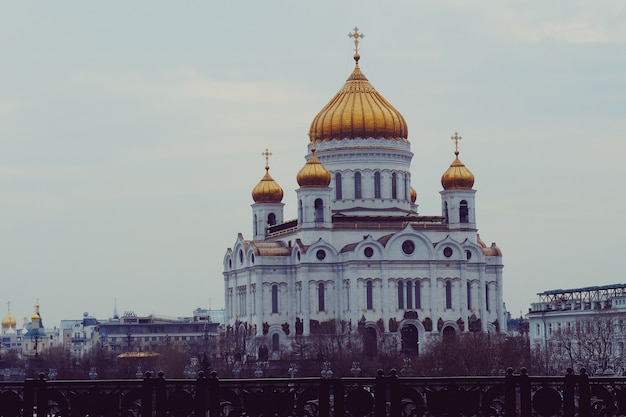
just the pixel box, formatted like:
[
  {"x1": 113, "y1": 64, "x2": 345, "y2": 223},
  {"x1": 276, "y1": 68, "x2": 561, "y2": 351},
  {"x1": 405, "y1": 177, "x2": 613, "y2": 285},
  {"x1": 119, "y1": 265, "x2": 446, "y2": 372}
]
[
  {"x1": 261, "y1": 148, "x2": 272, "y2": 169},
  {"x1": 450, "y1": 132, "x2": 462, "y2": 154},
  {"x1": 348, "y1": 27, "x2": 364, "y2": 52}
]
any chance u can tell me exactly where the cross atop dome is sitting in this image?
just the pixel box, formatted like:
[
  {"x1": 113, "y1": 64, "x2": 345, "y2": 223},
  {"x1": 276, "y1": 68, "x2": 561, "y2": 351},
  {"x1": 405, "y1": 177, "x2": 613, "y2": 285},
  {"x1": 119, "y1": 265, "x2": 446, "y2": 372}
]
[
  {"x1": 348, "y1": 27, "x2": 364, "y2": 56},
  {"x1": 262, "y1": 148, "x2": 272, "y2": 171},
  {"x1": 451, "y1": 132, "x2": 462, "y2": 155}
]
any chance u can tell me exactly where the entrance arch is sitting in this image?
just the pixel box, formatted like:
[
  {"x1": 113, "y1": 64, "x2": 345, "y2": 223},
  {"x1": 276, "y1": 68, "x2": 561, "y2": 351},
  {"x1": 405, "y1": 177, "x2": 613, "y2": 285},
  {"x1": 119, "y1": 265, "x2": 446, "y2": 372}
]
[
  {"x1": 401, "y1": 324, "x2": 419, "y2": 356},
  {"x1": 364, "y1": 327, "x2": 377, "y2": 358}
]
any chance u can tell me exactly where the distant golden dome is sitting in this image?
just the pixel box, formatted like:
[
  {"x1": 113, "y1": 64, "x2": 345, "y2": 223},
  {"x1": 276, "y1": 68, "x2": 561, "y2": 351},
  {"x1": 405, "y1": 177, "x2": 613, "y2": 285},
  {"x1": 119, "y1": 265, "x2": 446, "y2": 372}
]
[
  {"x1": 252, "y1": 166, "x2": 283, "y2": 203},
  {"x1": 2, "y1": 311, "x2": 16, "y2": 329},
  {"x1": 441, "y1": 149, "x2": 474, "y2": 190},
  {"x1": 410, "y1": 186, "x2": 417, "y2": 204},
  {"x1": 297, "y1": 149, "x2": 331, "y2": 188},
  {"x1": 308, "y1": 53, "x2": 408, "y2": 143}
]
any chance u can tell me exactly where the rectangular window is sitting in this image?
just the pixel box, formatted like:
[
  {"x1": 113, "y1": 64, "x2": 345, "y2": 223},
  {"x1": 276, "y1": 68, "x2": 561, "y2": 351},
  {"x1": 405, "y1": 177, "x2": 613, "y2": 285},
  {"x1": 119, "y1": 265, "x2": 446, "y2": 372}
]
[{"x1": 318, "y1": 283, "x2": 325, "y2": 312}]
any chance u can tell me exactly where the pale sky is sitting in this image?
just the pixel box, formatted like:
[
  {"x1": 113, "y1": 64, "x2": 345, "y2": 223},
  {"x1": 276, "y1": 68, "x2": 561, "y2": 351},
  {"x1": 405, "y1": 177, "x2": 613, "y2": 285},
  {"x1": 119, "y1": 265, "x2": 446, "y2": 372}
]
[{"x1": 2, "y1": 1, "x2": 625, "y2": 328}]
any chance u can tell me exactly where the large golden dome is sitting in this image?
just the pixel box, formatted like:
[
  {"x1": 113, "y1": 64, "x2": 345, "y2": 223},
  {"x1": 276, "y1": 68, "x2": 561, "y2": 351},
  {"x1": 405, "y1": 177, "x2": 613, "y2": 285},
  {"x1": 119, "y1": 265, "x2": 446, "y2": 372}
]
[
  {"x1": 308, "y1": 52, "x2": 408, "y2": 143},
  {"x1": 297, "y1": 148, "x2": 331, "y2": 188},
  {"x1": 252, "y1": 166, "x2": 283, "y2": 203},
  {"x1": 2, "y1": 311, "x2": 16, "y2": 329},
  {"x1": 441, "y1": 144, "x2": 474, "y2": 190}
]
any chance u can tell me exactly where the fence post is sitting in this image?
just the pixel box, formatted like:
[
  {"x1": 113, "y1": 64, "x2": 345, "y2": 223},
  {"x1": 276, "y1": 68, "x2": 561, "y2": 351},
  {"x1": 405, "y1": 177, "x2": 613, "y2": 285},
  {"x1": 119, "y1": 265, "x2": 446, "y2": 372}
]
[
  {"x1": 519, "y1": 368, "x2": 531, "y2": 417},
  {"x1": 195, "y1": 371, "x2": 208, "y2": 417},
  {"x1": 578, "y1": 368, "x2": 591, "y2": 417},
  {"x1": 23, "y1": 378, "x2": 35, "y2": 417},
  {"x1": 207, "y1": 371, "x2": 220, "y2": 417},
  {"x1": 319, "y1": 377, "x2": 330, "y2": 417},
  {"x1": 141, "y1": 371, "x2": 154, "y2": 417},
  {"x1": 333, "y1": 378, "x2": 345, "y2": 417},
  {"x1": 504, "y1": 367, "x2": 516, "y2": 417},
  {"x1": 563, "y1": 368, "x2": 575, "y2": 417},
  {"x1": 374, "y1": 369, "x2": 386, "y2": 417},
  {"x1": 388, "y1": 369, "x2": 401, "y2": 417},
  {"x1": 35, "y1": 373, "x2": 47, "y2": 417},
  {"x1": 154, "y1": 371, "x2": 167, "y2": 417}
]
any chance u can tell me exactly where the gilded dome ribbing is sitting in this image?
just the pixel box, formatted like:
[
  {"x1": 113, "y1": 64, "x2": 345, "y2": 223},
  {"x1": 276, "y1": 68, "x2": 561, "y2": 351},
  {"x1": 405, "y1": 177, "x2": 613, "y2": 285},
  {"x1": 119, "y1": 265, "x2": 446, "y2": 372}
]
[
  {"x1": 297, "y1": 149, "x2": 331, "y2": 188},
  {"x1": 308, "y1": 53, "x2": 408, "y2": 143},
  {"x1": 441, "y1": 149, "x2": 474, "y2": 190},
  {"x1": 252, "y1": 166, "x2": 284, "y2": 203}
]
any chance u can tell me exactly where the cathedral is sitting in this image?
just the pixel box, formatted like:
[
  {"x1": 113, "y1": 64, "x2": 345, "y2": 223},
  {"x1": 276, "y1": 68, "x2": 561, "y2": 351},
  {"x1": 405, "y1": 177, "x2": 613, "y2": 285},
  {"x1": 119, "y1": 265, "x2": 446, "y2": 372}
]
[{"x1": 223, "y1": 29, "x2": 504, "y2": 357}]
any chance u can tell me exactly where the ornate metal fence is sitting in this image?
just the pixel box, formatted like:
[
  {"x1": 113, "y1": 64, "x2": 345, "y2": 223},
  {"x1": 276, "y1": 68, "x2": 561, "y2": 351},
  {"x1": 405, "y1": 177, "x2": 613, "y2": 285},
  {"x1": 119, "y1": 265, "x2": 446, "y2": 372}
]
[{"x1": 0, "y1": 368, "x2": 624, "y2": 417}]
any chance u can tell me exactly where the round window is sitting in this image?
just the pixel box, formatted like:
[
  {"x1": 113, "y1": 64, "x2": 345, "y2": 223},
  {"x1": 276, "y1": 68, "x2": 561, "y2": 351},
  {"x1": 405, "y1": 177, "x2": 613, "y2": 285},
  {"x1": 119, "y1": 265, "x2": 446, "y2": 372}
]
[
  {"x1": 316, "y1": 249, "x2": 326, "y2": 260},
  {"x1": 364, "y1": 247, "x2": 374, "y2": 258},
  {"x1": 402, "y1": 240, "x2": 415, "y2": 255},
  {"x1": 443, "y1": 247, "x2": 453, "y2": 258}
]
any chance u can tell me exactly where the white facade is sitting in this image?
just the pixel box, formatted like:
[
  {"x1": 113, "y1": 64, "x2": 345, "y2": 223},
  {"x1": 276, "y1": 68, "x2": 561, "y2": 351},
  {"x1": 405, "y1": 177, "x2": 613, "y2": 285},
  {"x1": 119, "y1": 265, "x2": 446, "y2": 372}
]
[
  {"x1": 223, "y1": 44, "x2": 504, "y2": 357},
  {"x1": 528, "y1": 284, "x2": 626, "y2": 374}
]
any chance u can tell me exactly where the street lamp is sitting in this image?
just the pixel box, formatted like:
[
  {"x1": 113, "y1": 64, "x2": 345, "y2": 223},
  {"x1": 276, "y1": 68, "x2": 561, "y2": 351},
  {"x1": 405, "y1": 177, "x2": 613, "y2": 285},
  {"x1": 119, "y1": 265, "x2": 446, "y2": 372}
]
[
  {"x1": 288, "y1": 362, "x2": 298, "y2": 379},
  {"x1": 321, "y1": 361, "x2": 333, "y2": 379},
  {"x1": 350, "y1": 361, "x2": 361, "y2": 377},
  {"x1": 32, "y1": 313, "x2": 41, "y2": 357}
]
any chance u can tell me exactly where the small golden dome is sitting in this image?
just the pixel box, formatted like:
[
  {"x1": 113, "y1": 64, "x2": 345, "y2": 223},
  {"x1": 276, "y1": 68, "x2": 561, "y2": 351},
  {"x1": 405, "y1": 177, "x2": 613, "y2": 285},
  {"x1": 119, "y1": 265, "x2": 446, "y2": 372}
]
[
  {"x1": 297, "y1": 148, "x2": 331, "y2": 188},
  {"x1": 31, "y1": 312, "x2": 40, "y2": 321},
  {"x1": 441, "y1": 133, "x2": 474, "y2": 190},
  {"x1": 410, "y1": 186, "x2": 417, "y2": 204},
  {"x1": 251, "y1": 167, "x2": 284, "y2": 203},
  {"x1": 2, "y1": 311, "x2": 16, "y2": 329},
  {"x1": 441, "y1": 150, "x2": 474, "y2": 190},
  {"x1": 308, "y1": 53, "x2": 408, "y2": 143}
]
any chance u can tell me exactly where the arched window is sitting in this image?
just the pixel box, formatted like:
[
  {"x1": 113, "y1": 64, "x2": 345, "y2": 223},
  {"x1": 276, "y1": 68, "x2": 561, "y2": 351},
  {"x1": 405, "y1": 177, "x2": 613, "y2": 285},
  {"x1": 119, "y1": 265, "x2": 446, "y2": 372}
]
[
  {"x1": 398, "y1": 281, "x2": 405, "y2": 309},
  {"x1": 445, "y1": 281, "x2": 452, "y2": 309},
  {"x1": 460, "y1": 200, "x2": 469, "y2": 223},
  {"x1": 366, "y1": 281, "x2": 373, "y2": 310},
  {"x1": 268, "y1": 213, "x2": 276, "y2": 226},
  {"x1": 404, "y1": 174, "x2": 409, "y2": 201},
  {"x1": 467, "y1": 282, "x2": 472, "y2": 309},
  {"x1": 271, "y1": 285, "x2": 279, "y2": 314},
  {"x1": 354, "y1": 172, "x2": 362, "y2": 199},
  {"x1": 374, "y1": 172, "x2": 381, "y2": 198},
  {"x1": 335, "y1": 172, "x2": 342, "y2": 200},
  {"x1": 314, "y1": 198, "x2": 324, "y2": 222},
  {"x1": 318, "y1": 282, "x2": 325, "y2": 312},
  {"x1": 415, "y1": 281, "x2": 421, "y2": 309},
  {"x1": 254, "y1": 214, "x2": 258, "y2": 236},
  {"x1": 443, "y1": 202, "x2": 449, "y2": 223},
  {"x1": 298, "y1": 200, "x2": 303, "y2": 223},
  {"x1": 391, "y1": 173, "x2": 397, "y2": 199},
  {"x1": 485, "y1": 284, "x2": 490, "y2": 311},
  {"x1": 406, "y1": 281, "x2": 413, "y2": 309}
]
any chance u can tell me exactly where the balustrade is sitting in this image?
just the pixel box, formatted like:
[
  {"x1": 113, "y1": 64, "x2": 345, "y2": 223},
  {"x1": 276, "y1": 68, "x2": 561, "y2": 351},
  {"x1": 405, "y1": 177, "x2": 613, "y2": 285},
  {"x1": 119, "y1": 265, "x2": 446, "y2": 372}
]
[{"x1": 0, "y1": 367, "x2": 624, "y2": 417}]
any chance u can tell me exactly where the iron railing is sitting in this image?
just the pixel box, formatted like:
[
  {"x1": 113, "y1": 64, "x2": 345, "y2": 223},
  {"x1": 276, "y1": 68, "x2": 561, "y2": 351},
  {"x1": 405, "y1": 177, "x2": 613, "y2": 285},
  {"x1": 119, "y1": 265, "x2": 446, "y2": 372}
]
[{"x1": 0, "y1": 368, "x2": 624, "y2": 417}]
